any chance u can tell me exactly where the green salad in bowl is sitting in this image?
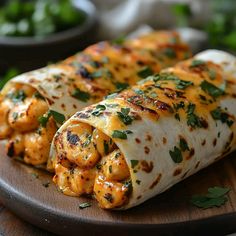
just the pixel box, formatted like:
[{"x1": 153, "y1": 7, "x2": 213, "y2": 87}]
[{"x1": 0, "y1": 0, "x2": 87, "y2": 38}]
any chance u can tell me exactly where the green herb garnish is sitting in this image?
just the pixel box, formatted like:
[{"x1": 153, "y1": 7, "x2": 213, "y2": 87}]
[
  {"x1": 91, "y1": 104, "x2": 106, "y2": 116},
  {"x1": 210, "y1": 107, "x2": 234, "y2": 127},
  {"x1": 190, "y1": 59, "x2": 205, "y2": 67},
  {"x1": 114, "y1": 82, "x2": 129, "y2": 92},
  {"x1": 49, "y1": 110, "x2": 65, "y2": 124},
  {"x1": 200, "y1": 80, "x2": 225, "y2": 98},
  {"x1": 190, "y1": 186, "x2": 230, "y2": 209},
  {"x1": 72, "y1": 88, "x2": 91, "y2": 102},
  {"x1": 8, "y1": 90, "x2": 26, "y2": 103},
  {"x1": 104, "y1": 141, "x2": 109, "y2": 155},
  {"x1": 38, "y1": 112, "x2": 51, "y2": 128},
  {"x1": 117, "y1": 108, "x2": 133, "y2": 125},
  {"x1": 186, "y1": 103, "x2": 203, "y2": 128},
  {"x1": 169, "y1": 146, "x2": 183, "y2": 163},
  {"x1": 112, "y1": 130, "x2": 132, "y2": 139},
  {"x1": 130, "y1": 160, "x2": 139, "y2": 168},
  {"x1": 79, "y1": 202, "x2": 91, "y2": 209},
  {"x1": 137, "y1": 66, "x2": 154, "y2": 78}
]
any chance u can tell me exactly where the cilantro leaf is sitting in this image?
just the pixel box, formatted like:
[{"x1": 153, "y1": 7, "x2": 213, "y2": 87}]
[
  {"x1": 190, "y1": 59, "x2": 205, "y2": 67},
  {"x1": 111, "y1": 130, "x2": 132, "y2": 139},
  {"x1": 169, "y1": 146, "x2": 183, "y2": 163},
  {"x1": 210, "y1": 107, "x2": 234, "y2": 127},
  {"x1": 49, "y1": 110, "x2": 65, "y2": 124},
  {"x1": 72, "y1": 88, "x2": 91, "y2": 102},
  {"x1": 91, "y1": 104, "x2": 106, "y2": 116},
  {"x1": 200, "y1": 80, "x2": 225, "y2": 98},
  {"x1": 206, "y1": 186, "x2": 230, "y2": 198},
  {"x1": 137, "y1": 66, "x2": 154, "y2": 78},
  {"x1": 117, "y1": 107, "x2": 133, "y2": 125},
  {"x1": 130, "y1": 160, "x2": 139, "y2": 168},
  {"x1": 79, "y1": 202, "x2": 91, "y2": 209},
  {"x1": 190, "y1": 186, "x2": 230, "y2": 209}
]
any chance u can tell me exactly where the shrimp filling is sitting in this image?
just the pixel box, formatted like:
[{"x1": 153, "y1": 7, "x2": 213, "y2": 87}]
[
  {"x1": 0, "y1": 84, "x2": 57, "y2": 165},
  {"x1": 53, "y1": 122, "x2": 131, "y2": 209}
]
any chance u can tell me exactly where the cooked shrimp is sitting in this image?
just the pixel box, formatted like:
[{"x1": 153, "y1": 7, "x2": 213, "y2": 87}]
[
  {"x1": 101, "y1": 150, "x2": 130, "y2": 181},
  {"x1": 5, "y1": 132, "x2": 25, "y2": 157},
  {"x1": 92, "y1": 128, "x2": 115, "y2": 156},
  {"x1": 54, "y1": 161, "x2": 96, "y2": 196},
  {"x1": 94, "y1": 174, "x2": 129, "y2": 209},
  {"x1": 24, "y1": 117, "x2": 57, "y2": 165},
  {"x1": 55, "y1": 123, "x2": 100, "y2": 168},
  {"x1": 8, "y1": 97, "x2": 48, "y2": 132}
]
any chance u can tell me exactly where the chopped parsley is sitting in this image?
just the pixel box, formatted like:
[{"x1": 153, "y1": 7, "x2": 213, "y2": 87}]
[
  {"x1": 49, "y1": 110, "x2": 65, "y2": 124},
  {"x1": 210, "y1": 107, "x2": 234, "y2": 127},
  {"x1": 117, "y1": 108, "x2": 133, "y2": 125},
  {"x1": 33, "y1": 91, "x2": 44, "y2": 100},
  {"x1": 38, "y1": 112, "x2": 51, "y2": 128},
  {"x1": 104, "y1": 141, "x2": 109, "y2": 155},
  {"x1": 163, "y1": 47, "x2": 176, "y2": 58},
  {"x1": 137, "y1": 66, "x2": 154, "y2": 78},
  {"x1": 174, "y1": 113, "x2": 180, "y2": 121},
  {"x1": 112, "y1": 36, "x2": 125, "y2": 45},
  {"x1": 190, "y1": 186, "x2": 230, "y2": 209},
  {"x1": 200, "y1": 80, "x2": 225, "y2": 98},
  {"x1": 112, "y1": 130, "x2": 132, "y2": 139},
  {"x1": 130, "y1": 160, "x2": 139, "y2": 168},
  {"x1": 72, "y1": 88, "x2": 91, "y2": 102},
  {"x1": 79, "y1": 202, "x2": 91, "y2": 209},
  {"x1": 186, "y1": 103, "x2": 203, "y2": 128},
  {"x1": 190, "y1": 59, "x2": 205, "y2": 67},
  {"x1": 91, "y1": 104, "x2": 106, "y2": 116},
  {"x1": 8, "y1": 90, "x2": 26, "y2": 103},
  {"x1": 169, "y1": 146, "x2": 183, "y2": 163},
  {"x1": 114, "y1": 82, "x2": 129, "y2": 92},
  {"x1": 153, "y1": 73, "x2": 193, "y2": 90},
  {"x1": 109, "y1": 165, "x2": 112, "y2": 174}
]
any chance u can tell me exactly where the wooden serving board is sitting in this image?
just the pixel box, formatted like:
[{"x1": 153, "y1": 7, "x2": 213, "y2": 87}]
[{"x1": 1, "y1": 147, "x2": 236, "y2": 236}]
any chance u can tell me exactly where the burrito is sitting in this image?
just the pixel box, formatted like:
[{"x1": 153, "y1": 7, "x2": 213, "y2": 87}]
[
  {"x1": 52, "y1": 50, "x2": 236, "y2": 209},
  {"x1": 0, "y1": 31, "x2": 190, "y2": 168}
]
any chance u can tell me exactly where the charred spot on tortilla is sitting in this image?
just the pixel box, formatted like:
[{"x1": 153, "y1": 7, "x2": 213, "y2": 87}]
[
  {"x1": 140, "y1": 160, "x2": 153, "y2": 173},
  {"x1": 145, "y1": 134, "x2": 152, "y2": 141},
  {"x1": 144, "y1": 146, "x2": 150, "y2": 154},
  {"x1": 162, "y1": 137, "x2": 167, "y2": 144},
  {"x1": 201, "y1": 139, "x2": 206, "y2": 146},
  {"x1": 135, "y1": 138, "x2": 141, "y2": 144},
  {"x1": 186, "y1": 148, "x2": 195, "y2": 160},
  {"x1": 213, "y1": 138, "x2": 217, "y2": 147},
  {"x1": 195, "y1": 161, "x2": 200, "y2": 169},
  {"x1": 173, "y1": 168, "x2": 182, "y2": 176},
  {"x1": 149, "y1": 174, "x2": 162, "y2": 189}
]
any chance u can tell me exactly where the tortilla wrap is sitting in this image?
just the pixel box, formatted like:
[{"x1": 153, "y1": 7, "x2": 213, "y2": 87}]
[{"x1": 52, "y1": 50, "x2": 236, "y2": 209}]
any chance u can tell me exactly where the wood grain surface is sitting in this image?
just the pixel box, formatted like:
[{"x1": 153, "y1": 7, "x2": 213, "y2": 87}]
[
  {"x1": 1, "y1": 147, "x2": 236, "y2": 236},
  {"x1": 0, "y1": 201, "x2": 54, "y2": 236}
]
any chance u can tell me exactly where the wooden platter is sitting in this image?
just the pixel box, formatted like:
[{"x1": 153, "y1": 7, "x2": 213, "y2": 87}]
[{"x1": 1, "y1": 147, "x2": 236, "y2": 236}]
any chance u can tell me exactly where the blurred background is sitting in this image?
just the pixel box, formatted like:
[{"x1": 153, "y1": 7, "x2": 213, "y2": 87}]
[{"x1": 0, "y1": 0, "x2": 236, "y2": 88}]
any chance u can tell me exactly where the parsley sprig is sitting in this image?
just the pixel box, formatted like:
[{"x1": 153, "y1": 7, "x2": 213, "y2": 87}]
[
  {"x1": 117, "y1": 108, "x2": 133, "y2": 125},
  {"x1": 191, "y1": 186, "x2": 230, "y2": 209}
]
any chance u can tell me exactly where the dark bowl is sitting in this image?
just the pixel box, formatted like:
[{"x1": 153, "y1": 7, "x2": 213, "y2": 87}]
[{"x1": 0, "y1": 0, "x2": 98, "y2": 73}]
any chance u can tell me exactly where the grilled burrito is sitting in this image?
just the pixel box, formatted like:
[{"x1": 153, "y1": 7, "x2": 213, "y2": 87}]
[
  {"x1": 52, "y1": 50, "x2": 236, "y2": 209},
  {"x1": 0, "y1": 31, "x2": 190, "y2": 168}
]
